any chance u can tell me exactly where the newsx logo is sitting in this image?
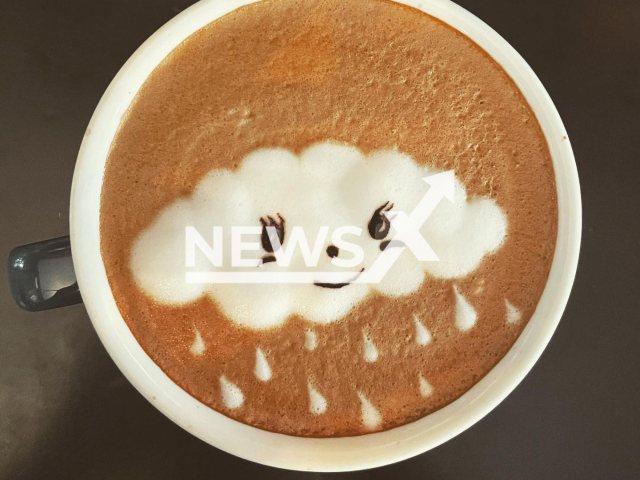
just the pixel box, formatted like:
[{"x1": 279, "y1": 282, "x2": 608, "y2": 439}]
[
  {"x1": 188, "y1": 224, "x2": 371, "y2": 269},
  {"x1": 184, "y1": 171, "x2": 454, "y2": 284}
]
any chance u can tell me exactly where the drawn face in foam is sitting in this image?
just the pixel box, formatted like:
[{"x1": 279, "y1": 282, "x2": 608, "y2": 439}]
[{"x1": 131, "y1": 142, "x2": 507, "y2": 330}]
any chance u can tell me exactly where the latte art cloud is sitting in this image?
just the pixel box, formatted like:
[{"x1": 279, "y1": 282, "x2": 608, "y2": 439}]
[{"x1": 131, "y1": 142, "x2": 507, "y2": 329}]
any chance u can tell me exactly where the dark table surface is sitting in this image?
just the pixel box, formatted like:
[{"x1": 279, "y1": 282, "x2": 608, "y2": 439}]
[{"x1": 1, "y1": 0, "x2": 639, "y2": 479}]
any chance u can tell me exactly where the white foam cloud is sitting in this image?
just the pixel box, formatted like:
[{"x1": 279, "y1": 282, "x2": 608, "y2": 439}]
[{"x1": 131, "y1": 142, "x2": 506, "y2": 329}]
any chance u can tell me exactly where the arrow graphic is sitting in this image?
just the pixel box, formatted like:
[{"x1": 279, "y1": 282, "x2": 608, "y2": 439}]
[{"x1": 356, "y1": 170, "x2": 454, "y2": 284}]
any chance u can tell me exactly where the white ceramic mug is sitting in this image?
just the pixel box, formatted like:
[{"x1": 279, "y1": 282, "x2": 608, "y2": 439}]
[{"x1": 8, "y1": 0, "x2": 581, "y2": 471}]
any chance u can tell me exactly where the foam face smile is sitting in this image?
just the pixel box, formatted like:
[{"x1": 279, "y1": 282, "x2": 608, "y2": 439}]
[
  {"x1": 313, "y1": 268, "x2": 365, "y2": 289},
  {"x1": 131, "y1": 141, "x2": 507, "y2": 330}
]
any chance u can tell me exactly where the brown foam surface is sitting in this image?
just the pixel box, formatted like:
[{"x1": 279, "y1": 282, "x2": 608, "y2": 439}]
[{"x1": 100, "y1": 0, "x2": 557, "y2": 437}]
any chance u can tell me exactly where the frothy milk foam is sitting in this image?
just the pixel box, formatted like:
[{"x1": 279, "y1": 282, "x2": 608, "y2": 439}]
[
  {"x1": 99, "y1": 0, "x2": 558, "y2": 437},
  {"x1": 131, "y1": 142, "x2": 506, "y2": 329}
]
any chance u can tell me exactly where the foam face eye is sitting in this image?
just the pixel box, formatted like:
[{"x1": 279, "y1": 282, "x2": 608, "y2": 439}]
[
  {"x1": 368, "y1": 202, "x2": 393, "y2": 240},
  {"x1": 260, "y1": 214, "x2": 286, "y2": 253}
]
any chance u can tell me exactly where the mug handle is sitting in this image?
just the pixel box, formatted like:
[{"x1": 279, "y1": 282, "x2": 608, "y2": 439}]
[{"x1": 7, "y1": 236, "x2": 82, "y2": 311}]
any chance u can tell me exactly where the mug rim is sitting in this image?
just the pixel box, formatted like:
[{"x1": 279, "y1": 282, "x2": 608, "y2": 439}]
[{"x1": 69, "y1": 0, "x2": 581, "y2": 472}]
